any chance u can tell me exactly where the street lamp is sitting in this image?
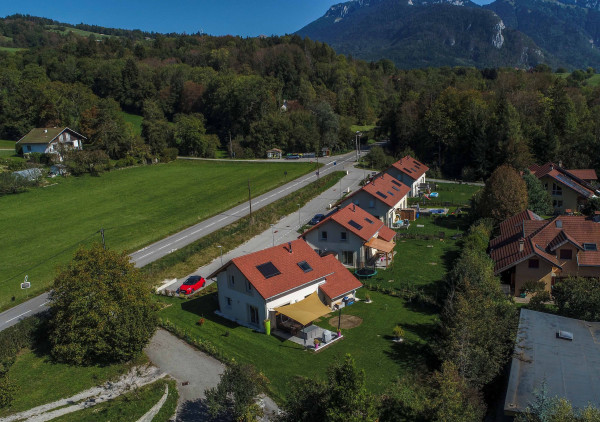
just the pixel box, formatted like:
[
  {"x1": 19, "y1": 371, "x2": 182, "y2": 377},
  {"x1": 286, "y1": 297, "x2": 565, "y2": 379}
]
[
  {"x1": 270, "y1": 224, "x2": 275, "y2": 246},
  {"x1": 355, "y1": 131, "x2": 362, "y2": 161},
  {"x1": 217, "y1": 245, "x2": 223, "y2": 265},
  {"x1": 297, "y1": 204, "x2": 301, "y2": 226}
]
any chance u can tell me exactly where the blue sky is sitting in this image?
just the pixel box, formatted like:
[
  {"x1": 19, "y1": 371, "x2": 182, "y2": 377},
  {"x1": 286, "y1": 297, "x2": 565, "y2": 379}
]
[{"x1": 0, "y1": 0, "x2": 492, "y2": 37}]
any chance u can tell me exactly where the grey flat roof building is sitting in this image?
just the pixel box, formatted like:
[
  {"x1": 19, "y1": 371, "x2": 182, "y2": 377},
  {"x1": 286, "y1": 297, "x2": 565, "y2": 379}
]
[{"x1": 505, "y1": 309, "x2": 600, "y2": 415}]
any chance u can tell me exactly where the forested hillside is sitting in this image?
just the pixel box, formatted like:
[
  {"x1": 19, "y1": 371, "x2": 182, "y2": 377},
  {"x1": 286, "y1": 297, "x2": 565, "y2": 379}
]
[{"x1": 1, "y1": 15, "x2": 600, "y2": 180}]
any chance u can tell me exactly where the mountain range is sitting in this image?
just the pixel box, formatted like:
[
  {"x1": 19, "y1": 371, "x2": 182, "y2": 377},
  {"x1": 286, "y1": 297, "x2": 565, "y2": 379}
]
[{"x1": 296, "y1": 0, "x2": 600, "y2": 69}]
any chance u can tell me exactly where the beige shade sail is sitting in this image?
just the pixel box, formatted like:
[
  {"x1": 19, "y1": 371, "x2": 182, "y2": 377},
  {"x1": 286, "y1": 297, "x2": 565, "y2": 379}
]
[
  {"x1": 273, "y1": 292, "x2": 331, "y2": 326},
  {"x1": 365, "y1": 237, "x2": 395, "y2": 253}
]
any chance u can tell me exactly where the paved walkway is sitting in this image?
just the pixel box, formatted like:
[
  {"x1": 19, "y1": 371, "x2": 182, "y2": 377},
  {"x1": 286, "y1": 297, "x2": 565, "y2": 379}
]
[{"x1": 162, "y1": 162, "x2": 365, "y2": 291}]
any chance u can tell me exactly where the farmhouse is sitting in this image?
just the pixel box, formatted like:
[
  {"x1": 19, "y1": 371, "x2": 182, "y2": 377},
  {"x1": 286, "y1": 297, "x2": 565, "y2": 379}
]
[
  {"x1": 266, "y1": 148, "x2": 282, "y2": 159},
  {"x1": 384, "y1": 155, "x2": 429, "y2": 197},
  {"x1": 505, "y1": 309, "x2": 600, "y2": 416},
  {"x1": 528, "y1": 162, "x2": 598, "y2": 214},
  {"x1": 16, "y1": 127, "x2": 85, "y2": 161},
  {"x1": 208, "y1": 239, "x2": 362, "y2": 333},
  {"x1": 301, "y1": 203, "x2": 396, "y2": 268},
  {"x1": 340, "y1": 172, "x2": 410, "y2": 227},
  {"x1": 490, "y1": 210, "x2": 600, "y2": 296}
]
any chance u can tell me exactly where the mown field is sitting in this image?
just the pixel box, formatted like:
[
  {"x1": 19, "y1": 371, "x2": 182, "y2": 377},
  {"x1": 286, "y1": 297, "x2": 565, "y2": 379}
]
[
  {"x1": 121, "y1": 111, "x2": 143, "y2": 136},
  {"x1": 0, "y1": 139, "x2": 16, "y2": 148},
  {"x1": 0, "y1": 160, "x2": 316, "y2": 310}
]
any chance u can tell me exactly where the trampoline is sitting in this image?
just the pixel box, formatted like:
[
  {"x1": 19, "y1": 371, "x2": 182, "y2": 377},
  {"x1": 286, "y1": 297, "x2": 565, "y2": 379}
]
[{"x1": 355, "y1": 267, "x2": 378, "y2": 278}]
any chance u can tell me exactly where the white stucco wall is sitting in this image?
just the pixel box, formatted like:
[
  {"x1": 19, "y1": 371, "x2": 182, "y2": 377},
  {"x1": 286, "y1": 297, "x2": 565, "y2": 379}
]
[
  {"x1": 384, "y1": 168, "x2": 426, "y2": 197},
  {"x1": 303, "y1": 220, "x2": 368, "y2": 267},
  {"x1": 341, "y1": 191, "x2": 406, "y2": 227}
]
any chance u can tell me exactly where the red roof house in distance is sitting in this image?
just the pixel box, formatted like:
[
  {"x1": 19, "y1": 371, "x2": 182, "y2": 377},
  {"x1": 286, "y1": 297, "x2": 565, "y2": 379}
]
[
  {"x1": 528, "y1": 162, "x2": 598, "y2": 214},
  {"x1": 301, "y1": 203, "x2": 396, "y2": 268},
  {"x1": 384, "y1": 155, "x2": 429, "y2": 197},
  {"x1": 207, "y1": 239, "x2": 362, "y2": 332},
  {"x1": 490, "y1": 210, "x2": 600, "y2": 296},
  {"x1": 340, "y1": 173, "x2": 410, "y2": 227}
]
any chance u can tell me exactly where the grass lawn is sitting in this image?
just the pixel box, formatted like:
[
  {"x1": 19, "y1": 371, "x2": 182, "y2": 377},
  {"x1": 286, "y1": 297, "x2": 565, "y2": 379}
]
[
  {"x1": 408, "y1": 182, "x2": 481, "y2": 207},
  {"x1": 0, "y1": 139, "x2": 16, "y2": 148},
  {"x1": 0, "y1": 47, "x2": 25, "y2": 52},
  {"x1": 0, "y1": 160, "x2": 316, "y2": 310},
  {"x1": 53, "y1": 379, "x2": 178, "y2": 422},
  {"x1": 120, "y1": 111, "x2": 143, "y2": 136},
  {"x1": 45, "y1": 25, "x2": 112, "y2": 39},
  {"x1": 157, "y1": 289, "x2": 437, "y2": 402},
  {"x1": 350, "y1": 125, "x2": 377, "y2": 132},
  {"x1": 0, "y1": 149, "x2": 16, "y2": 157},
  {"x1": 0, "y1": 348, "x2": 147, "y2": 417}
]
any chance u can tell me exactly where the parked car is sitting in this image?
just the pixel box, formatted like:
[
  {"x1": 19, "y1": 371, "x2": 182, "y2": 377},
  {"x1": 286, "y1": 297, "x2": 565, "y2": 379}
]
[
  {"x1": 310, "y1": 214, "x2": 325, "y2": 225},
  {"x1": 285, "y1": 154, "x2": 300, "y2": 159},
  {"x1": 176, "y1": 275, "x2": 206, "y2": 294}
]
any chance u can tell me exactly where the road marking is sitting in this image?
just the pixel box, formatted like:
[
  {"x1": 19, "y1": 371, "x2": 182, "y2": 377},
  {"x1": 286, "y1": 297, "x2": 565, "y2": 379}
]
[
  {"x1": 39, "y1": 302, "x2": 49, "y2": 307},
  {"x1": 4, "y1": 310, "x2": 31, "y2": 323}
]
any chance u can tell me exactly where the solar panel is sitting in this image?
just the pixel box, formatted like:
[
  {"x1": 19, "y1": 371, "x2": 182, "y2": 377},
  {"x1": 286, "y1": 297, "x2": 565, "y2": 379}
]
[
  {"x1": 348, "y1": 219, "x2": 363, "y2": 230},
  {"x1": 256, "y1": 262, "x2": 281, "y2": 279},
  {"x1": 365, "y1": 217, "x2": 374, "y2": 224},
  {"x1": 387, "y1": 191, "x2": 395, "y2": 196},
  {"x1": 297, "y1": 261, "x2": 313, "y2": 273},
  {"x1": 392, "y1": 186, "x2": 400, "y2": 191},
  {"x1": 555, "y1": 174, "x2": 592, "y2": 197},
  {"x1": 391, "y1": 179, "x2": 403, "y2": 187},
  {"x1": 584, "y1": 243, "x2": 597, "y2": 251},
  {"x1": 376, "y1": 191, "x2": 388, "y2": 199}
]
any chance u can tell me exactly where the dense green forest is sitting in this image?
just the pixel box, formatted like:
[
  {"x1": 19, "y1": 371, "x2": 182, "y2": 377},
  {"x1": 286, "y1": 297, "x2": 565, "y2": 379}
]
[{"x1": 1, "y1": 15, "x2": 600, "y2": 179}]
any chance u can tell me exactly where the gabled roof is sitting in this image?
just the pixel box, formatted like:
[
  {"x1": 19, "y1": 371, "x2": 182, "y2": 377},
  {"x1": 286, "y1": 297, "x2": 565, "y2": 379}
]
[
  {"x1": 528, "y1": 163, "x2": 596, "y2": 198},
  {"x1": 302, "y1": 203, "x2": 396, "y2": 243},
  {"x1": 567, "y1": 169, "x2": 597, "y2": 181},
  {"x1": 491, "y1": 212, "x2": 600, "y2": 273},
  {"x1": 354, "y1": 173, "x2": 411, "y2": 208},
  {"x1": 318, "y1": 255, "x2": 363, "y2": 300},
  {"x1": 208, "y1": 239, "x2": 362, "y2": 300},
  {"x1": 390, "y1": 155, "x2": 429, "y2": 180},
  {"x1": 16, "y1": 127, "x2": 87, "y2": 145}
]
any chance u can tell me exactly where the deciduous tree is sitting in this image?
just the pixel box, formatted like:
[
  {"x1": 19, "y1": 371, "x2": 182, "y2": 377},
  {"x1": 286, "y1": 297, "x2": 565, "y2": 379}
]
[{"x1": 478, "y1": 164, "x2": 528, "y2": 222}]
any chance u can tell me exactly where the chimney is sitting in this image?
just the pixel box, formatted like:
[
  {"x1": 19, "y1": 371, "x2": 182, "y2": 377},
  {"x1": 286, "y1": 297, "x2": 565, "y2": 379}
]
[
  {"x1": 352, "y1": 204, "x2": 356, "y2": 212},
  {"x1": 518, "y1": 238, "x2": 524, "y2": 252},
  {"x1": 288, "y1": 242, "x2": 292, "y2": 253}
]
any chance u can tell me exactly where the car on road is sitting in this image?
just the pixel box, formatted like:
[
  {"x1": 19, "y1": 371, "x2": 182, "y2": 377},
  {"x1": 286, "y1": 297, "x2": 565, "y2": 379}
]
[
  {"x1": 177, "y1": 275, "x2": 206, "y2": 295},
  {"x1": 309, "y1": 214, "x2": 325, "y2": 225},
  {"x1": 285, "y1": 154, "x2": 300, "y2": 159}
]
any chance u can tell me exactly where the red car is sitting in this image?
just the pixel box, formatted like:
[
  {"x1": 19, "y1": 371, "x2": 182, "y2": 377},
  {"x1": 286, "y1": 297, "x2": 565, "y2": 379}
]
[{"x1": 177, "y1": 275, "x2": 206, "y2": 294}]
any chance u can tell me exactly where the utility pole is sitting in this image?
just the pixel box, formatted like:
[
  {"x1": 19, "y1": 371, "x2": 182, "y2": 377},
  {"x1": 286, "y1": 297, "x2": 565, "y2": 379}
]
[
  {"x1": 100, "y1": 227, "x2": 105, "y2": 249},
  {"x1": 248, "y1": 179, "x2": 252, "y2": 222}
]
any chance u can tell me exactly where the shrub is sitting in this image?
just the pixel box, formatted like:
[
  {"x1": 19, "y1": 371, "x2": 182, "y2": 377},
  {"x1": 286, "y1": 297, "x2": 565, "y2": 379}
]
[
  {"x1": 162, "y1": 147, "x2": 178, "y2": 162},
  {"x1": 393, "y1": 325, "x2": 404, "y2": 339}
]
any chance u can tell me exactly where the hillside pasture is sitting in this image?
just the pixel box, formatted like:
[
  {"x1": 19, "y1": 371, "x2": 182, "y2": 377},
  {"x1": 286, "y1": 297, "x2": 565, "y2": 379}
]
[{"x1": 0, "y1": 160, "x2": 316, "y2": 310}]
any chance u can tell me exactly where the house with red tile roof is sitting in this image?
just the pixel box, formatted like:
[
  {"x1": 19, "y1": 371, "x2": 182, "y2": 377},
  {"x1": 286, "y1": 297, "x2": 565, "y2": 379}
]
[
  {"x1": 340, "y1": 173, "x2": 410, "y2": 227},
  {"x1": 207, "y1": 239, "x2": 362, "y2": 332},
  {"x1": 490, "y1": 210, "x2": 600, "y2": 296},
  {"x1": 300, "y1": 203, "x2": 396, "y2": 268},
  {"x1": 384, "y1": 156, "x2": 429, "y2": 197},
  {"x1": 528, "y1": 162, "x2": 598, "y2": 214}
]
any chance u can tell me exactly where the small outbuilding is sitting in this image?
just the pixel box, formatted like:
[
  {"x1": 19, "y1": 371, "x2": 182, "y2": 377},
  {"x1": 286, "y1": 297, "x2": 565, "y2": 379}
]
[{"x1": 266, "y1": 148, "x2": 283, "y2": 159}]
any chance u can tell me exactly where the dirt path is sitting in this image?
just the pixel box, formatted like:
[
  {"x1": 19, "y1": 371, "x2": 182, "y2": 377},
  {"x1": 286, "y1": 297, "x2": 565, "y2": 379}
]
[{"x1": 0, "y1": 365, "x2": 165, "y2": 422}]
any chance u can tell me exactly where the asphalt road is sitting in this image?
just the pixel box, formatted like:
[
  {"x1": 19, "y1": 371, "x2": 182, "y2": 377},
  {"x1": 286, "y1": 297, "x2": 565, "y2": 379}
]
[{"x1": 0, "y1": 151, "x2": 357, "y2": 332}]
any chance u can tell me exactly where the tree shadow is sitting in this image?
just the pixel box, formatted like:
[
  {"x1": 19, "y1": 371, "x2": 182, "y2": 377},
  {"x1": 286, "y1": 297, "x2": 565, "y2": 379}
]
[
  {"x1": 383, "y1": 322, "x2": 440, "y2": 372},
  {"x1": 177, "y1": 398, "x2": 230, "y2": 422},
  {"x1": 180, "y1": 293, "x2": 238, "y2": 329}
]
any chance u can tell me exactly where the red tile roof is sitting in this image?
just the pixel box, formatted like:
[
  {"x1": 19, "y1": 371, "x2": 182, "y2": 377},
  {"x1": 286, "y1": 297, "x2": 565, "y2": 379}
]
[
  {"x1": 528, "y1": 163, "x2": 596, "y2": 198},
  {"x1": 490, "y1": 212, "x2": 600, "y2": 273},
  {"x1": 567, "y1": 169, "x2": 597, "y2": 181},
  {"x1": 210, "y1": 239, "x2": 362, "y2": 300},
  {"x1": 318, "y1": 255, "x2": 363, "y2": 300},
  {"x1": 302, "y1": 203, "x2": 396, "y2": 243},
  {"x1": 578, "y1": 251, "x2": 600, "y2": 266},
  {"x1": 391, "y1": 156, "x2": 429, "y2": 180},
  {"x1": 360, "y1": 173, "x2": 411, "y2": 208}
]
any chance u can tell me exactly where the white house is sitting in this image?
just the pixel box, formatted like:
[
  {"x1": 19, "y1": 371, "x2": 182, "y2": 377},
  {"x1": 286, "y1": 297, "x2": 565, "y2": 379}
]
[
  {"x1": 301, "y1": 203, "x2": 396, "y2": 268},
  {"x1": 384, "y1": 156, "x2": 429, "y2": 197},
  {"x1": 340, "y1": 173, "x2": 410, "y2": 227},
  {"x1": 207, "y1": 239, "x2": 363, "y2": 333},
  {"x1": 16, "y1": 127, "x2": 86, "y2": 161}
]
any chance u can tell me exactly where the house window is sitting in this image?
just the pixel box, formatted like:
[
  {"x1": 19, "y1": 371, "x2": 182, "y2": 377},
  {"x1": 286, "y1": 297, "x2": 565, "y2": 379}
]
[
  {"x1": 552, "y1": 200, "x2": 563, "y2": 208},
  {"x1": 248, "y1": 305, "x2": 259, "y2": 325},
  {"x1": 229, "y1": 275, "x2": 235, "y2": 287},
  {"x1": 368, "y1": 200, "x2": 375, "y2": 208},
  {"x1": 246, "y1": 280, "x2": 253, "y2": 293},
  {"x1": 559, "y1": 249, "x2": 572, "y2": 260},
  {"x1": 552, "y1": 183, "x2": 562, "y2": 196},
  {"x1": 528, "y1": 259, "x2": 540, "y2": 269},
  {"x1": 353, "y1": 200, "x2": 360, "y2": 206},
  {"x1": 320, "y1": 231, "x2": 328, "y2": 241},
  {"x1": 340, "y1": 232, "x2": 347, "y2": 241},
  {"x1": 341, "y1": 251, "x2": 354, "y2": 266},
  {"x1": 26, "y1": 145, "x2": 31, "y2": 152},
  {"x1": 226, "y1": 297, "x2": 232, "y2": 307}
]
